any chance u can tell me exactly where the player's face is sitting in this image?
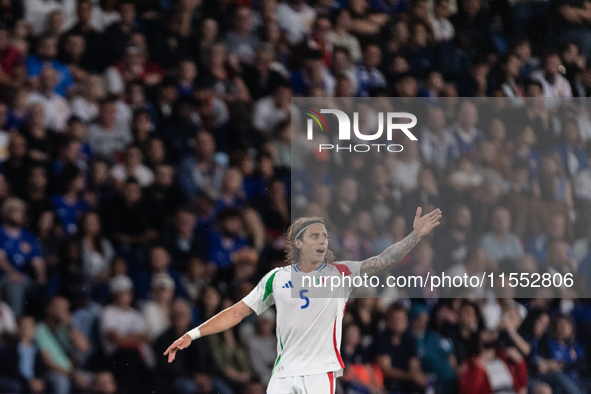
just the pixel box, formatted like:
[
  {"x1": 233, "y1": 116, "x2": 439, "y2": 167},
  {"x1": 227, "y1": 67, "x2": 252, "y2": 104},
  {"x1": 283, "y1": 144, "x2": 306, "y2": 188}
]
[{"x1": 298, "y1": 224, "x2": 328, "y2": 265}]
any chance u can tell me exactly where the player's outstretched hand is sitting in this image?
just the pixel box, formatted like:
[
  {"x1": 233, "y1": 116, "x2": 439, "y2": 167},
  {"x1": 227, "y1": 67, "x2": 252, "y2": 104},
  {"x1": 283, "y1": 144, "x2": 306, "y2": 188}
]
[
  {"x1": 164, "y1": 334, "x2": 192, "y2": 363},
  {"x1": 413, "y1": 207, "x2": 442, "y2": 238}
]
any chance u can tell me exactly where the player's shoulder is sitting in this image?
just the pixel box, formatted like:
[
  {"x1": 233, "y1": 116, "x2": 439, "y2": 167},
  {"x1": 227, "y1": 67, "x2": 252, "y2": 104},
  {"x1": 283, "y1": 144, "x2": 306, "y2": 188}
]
[
  {"x1": 327, "y1": 260, "x2": 363, "y2": 276},
  {"x1": 260, "y1": 265, "x2": 290, "y2": 282}
]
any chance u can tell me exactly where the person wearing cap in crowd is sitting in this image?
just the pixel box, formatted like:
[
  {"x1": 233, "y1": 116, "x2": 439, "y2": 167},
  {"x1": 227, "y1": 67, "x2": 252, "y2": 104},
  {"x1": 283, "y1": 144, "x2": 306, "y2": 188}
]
[
  {"x1": 141, "y1": 273, "x2": 175, "y2": 340},
  {"x1": 100, "y1": 274, "x2": 152, "y2": 394}
]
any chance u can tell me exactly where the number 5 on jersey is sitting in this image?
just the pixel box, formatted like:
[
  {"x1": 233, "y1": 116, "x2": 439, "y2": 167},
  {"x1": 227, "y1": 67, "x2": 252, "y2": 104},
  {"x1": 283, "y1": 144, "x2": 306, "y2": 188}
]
[{"x1": 300, "y1": 289, "x2": 309, "y2": 309}]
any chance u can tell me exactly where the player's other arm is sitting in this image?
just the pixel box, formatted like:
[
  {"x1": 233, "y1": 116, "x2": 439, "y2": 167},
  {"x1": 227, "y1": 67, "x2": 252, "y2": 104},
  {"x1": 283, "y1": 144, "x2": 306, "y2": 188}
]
[
  {"x1": 164, "y1": 300, "x2": 253, "y2": 363},
  {"x1": 360, "y1": 207, "x2": 442, "y2": 276}
]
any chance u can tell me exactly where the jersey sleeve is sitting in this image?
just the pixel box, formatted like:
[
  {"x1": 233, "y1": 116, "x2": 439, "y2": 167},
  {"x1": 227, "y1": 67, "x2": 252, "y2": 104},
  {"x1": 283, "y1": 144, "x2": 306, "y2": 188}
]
[{"x1": 242, "y1": 268, "x2": 278, "y2": 315}]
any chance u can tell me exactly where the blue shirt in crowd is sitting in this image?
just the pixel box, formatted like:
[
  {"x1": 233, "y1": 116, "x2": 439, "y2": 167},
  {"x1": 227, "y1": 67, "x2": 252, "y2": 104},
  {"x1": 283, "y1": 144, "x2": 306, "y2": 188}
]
[
  {"x1": 26, "y1": 55, "x2": 74, "y2": 97},
  {"x1": 0, "y1": 226, "x2": 42, "y2": 271},
  {"x1": 51, "y1": 195, "x2": 91, "y2": 235}
]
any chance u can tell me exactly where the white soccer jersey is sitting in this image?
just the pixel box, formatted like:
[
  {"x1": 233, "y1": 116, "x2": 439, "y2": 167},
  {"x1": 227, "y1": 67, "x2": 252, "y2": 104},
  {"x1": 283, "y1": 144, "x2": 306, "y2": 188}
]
[{"x1": 242, "y1": 260, "x2": 363, "y2": 378}]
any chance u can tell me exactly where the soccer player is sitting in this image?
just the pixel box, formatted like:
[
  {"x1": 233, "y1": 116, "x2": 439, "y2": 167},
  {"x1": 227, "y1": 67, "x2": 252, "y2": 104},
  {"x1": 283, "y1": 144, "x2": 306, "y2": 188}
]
[{"x1": 164, "y1": 207, "x2": 442, "y2": 393}]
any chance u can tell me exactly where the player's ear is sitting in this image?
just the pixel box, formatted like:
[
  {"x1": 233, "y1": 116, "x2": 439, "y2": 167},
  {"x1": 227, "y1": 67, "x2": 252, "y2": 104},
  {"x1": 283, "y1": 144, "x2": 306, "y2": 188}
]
[{"x1": 294, "y1": 239, "x2": 302, "y2": 249}]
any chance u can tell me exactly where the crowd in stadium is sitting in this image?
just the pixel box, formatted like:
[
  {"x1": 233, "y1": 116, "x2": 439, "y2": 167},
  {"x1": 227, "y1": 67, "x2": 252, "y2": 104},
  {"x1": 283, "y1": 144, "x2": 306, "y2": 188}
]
[{"x1": 0, "y1": 0, "x2": 589, "y2": 392}]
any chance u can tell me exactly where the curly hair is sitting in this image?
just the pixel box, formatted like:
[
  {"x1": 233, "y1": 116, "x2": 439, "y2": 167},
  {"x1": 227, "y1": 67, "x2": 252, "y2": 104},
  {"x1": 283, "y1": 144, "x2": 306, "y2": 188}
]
[{"x1": 284, "y1": 216, "x2": 335, "y2": 266}]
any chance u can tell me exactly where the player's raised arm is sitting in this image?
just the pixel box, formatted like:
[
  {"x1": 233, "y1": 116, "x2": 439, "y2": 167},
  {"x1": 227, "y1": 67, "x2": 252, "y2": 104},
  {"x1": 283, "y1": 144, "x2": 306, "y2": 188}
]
[
  {"x1": 360, "y1": 207, "x2": 442, "y2": 276},
  {"x1": 163, "y1": 300, "x2": 253, "y2": 363}
]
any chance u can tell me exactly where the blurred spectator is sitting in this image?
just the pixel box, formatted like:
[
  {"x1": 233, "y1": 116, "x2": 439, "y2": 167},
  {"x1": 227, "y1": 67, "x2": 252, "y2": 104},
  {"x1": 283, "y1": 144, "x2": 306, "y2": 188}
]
[
  {"x1": 207, "y1": 208, "x2": 248, "y2": 269},
  {"x1": 178, "y1": 131, "x2": 226, "y2": 201},
  {"x1": 152, "y1": 299, "x2": 231, "y2": 394},
  {"x1": 328, "y1": 9, "x2": 361, "y2": 63},
  {"x1": 448, "y1": 100, "x2": 486, "y2": 159},
  {"x1": 145, "y1": 163, "x2": 185, "y2": 231},
  {"x1": 91, "y1": 371, "x2": 119, "y2": 394},
  {"x1": 329, "y1": 177, "x2": 359, "y2": 230},
  {"x1": 0, "y1": 291, "x2": 16, "y2": 339},
  {"x1": 403, "y1": 168, "x2": 441, "y2": 224},
  {"x1": 410, "y1": 303, "x2": 457, "y2": 394},
  {"x1": 51, "y1": 165, "x2": 90, "y2": 235},
  {"x1": 538, "y1": 314, "x2": 591, "y2": 393},
  {"x1": 341, "y1": 323, "x2": 385, "y2": 393},
  {"x1": 0, "y1": 316, "x2": 47, "y2": 393},
  {"x1": 0, "y1": 198, "x2": 45, "y2": 316},
  {"x1": 140, "y1": 273, "x2": 174, "y2": 340},
  {"x1": 27, "y1": 66, "x2": 72, "y2": 132},
  {"x1": 26, "y1": 35, "x2": 74, "y2": 98},
  {"x1": 458, "y1": 330, "x2": 528, "y2": 394},
  {"x1": 347, "y1": 298, "x2": 383, "y2": 351},
  {"x1": 87, "y1": 97, "x2": 133, "y2": 163},
  {"x1": 0, "y1": 24, "x2": 25, "y2": 89},
  {"x1": 0, "y1": 0, "x2": 588, "y2": 392},
  {"x1": 554, "y1": 0, "x2": 591, "y2": 61},
  {"x1": 214, "y1": 167, "x2": 246, "y2": 213},
  {"x1": 531, "y1": 52, "x2": 573, "y2": 99},
  {"x1": 135, "y1": 245, "x2": 186, "y2": 301},
  {"x1": 110, "y1": 144, "x2": 154, "y2": 189},
  {"x1": 71, "y1": 74, "x2": 106, "y2": 123},
  {"x1": 480, "y1": 206, "x2": 525, "y2": 266},
  {"x1": 159, "y1": 96, "x2": 199, "y2": 162},
  {"x1": 35, "y1": 296, "x2": 91, "y2": 394},
  {"x1": 554, "y1": 117, "x2": 589, "y2": 177},
  {"x1": 419, "y1": 106, "x2": 458, "y2": 174},
  {"x1": 241, "y1": 43, "x2": 286, "y2": 101},
  {"x1": 355, "y1": 44, "x2": 386, "y2": 97},
  {"x1": 256, "y1": 178, "x2": 290, "y2": 236},
  {"x1": 246, "y1": 309, "x2": 276, "y2": 385},
  {"x1": 449, "y1": 0, "x2": 493, "y2": 57},
  {"x1": 431, "y1": 0, "x2": 455, "y2": 43},
  {"x1": 66, "y1": 0, "x2": 103, "y2": 72},
  {"x1": 241, "y1": 208, "x2": 267, "y2": 253},
  {"x1": 208, "y1": 299, "x2": 252, "y2": 393},
  {"x1": 101, "y1": 1, "x2": 138, "y2": 67},
  {"x1": 340, "y1": 211, "x2": 377, "y2": 261},
  {"x1": 434, "y1": 205, "x2": 474, "y2": 269},
  {"x1": 448, "y1": 300, "x2": 484, "y2": 365},
  {"x1": 527, "y1": 212, "x2": 569, "y2": 265},
  {"x1": 161, "y1": 206, "x2": 204, "y2": 271},
  {"x1": 182, "y1": 258, "x2": 208, "y2": 304},
  {"x1": 100, "y1": 275, "x2": 151, "y2": 394},
  {"x1": 79, "y1": 211, "x2": 113, "y2": 299},
  {"x1": 375, "y1": 303, "x2": 429, "y2": 393},
  {"x1": 546, "y1": 239, "x2": 578, "y2": 274},
  {"x1": 104, "y1": 177, "x2": 157, "y2": 248},
  {"x1": 276, "y1": 0, "x2": 316, "y2": 45},
  {"x1": 224, "y1": 6, "x2": 259, "y2": 65}
]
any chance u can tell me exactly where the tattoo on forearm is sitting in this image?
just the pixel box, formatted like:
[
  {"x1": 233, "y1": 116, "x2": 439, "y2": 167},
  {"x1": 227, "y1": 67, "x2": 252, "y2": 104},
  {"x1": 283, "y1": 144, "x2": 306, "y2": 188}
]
[{"x1": 360, "y1": 231, "x2": 421, "y2": 276}]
